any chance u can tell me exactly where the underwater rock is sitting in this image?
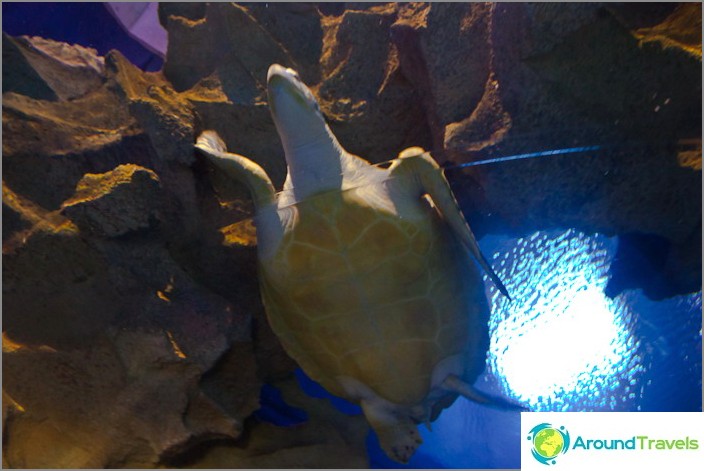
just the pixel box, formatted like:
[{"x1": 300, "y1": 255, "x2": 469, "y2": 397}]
[
  {"x1": 319, "y1": 5, "x2": 432, "y2": 163},
  {"x1": 3, "y1": 223, "x2": 121, "y2": 349},
  {"x1": 391, "y1": 2, "x2": 500, "y2": 157},
  {"x1": 2, "y1": 34, "x2": 105, "y2": 101},
  {"x1": 2, "y1": 28, "x2": 251, "y2": 471},
  {"x1": 245, "y1": 2, "x2": 325, "y2": 85},
  {"x1": 205, "y1": 1, "x2": 294, "y2": 100},
  {"x1": 161, "y1": 11, "x2": 214, "y2": 92},
  {"x1": 3, "y1": 186, "x2": 259, "y2": 467},
  {"x1": 521, "y1": 9, "x2": 699, "y2": 139},
  {"x1": 607, "y1": 225, "x2": 703, "y2": 301},
  {"x1": 163, "y1": 2, "x2": 293, "y2": 102},
  {"x1": 3, "y1": 328, "x2": 246, "y2": 468},
  {"x1": 107, "y1": 50, "x2": 197, "y2": 166},
  {"x1": 3, "y1": 33, "x2": 58, "y2": 101},
  {"x1": 1, "y1": 87, "x2": 142, "y2": 210},
  {"x1": 611, "y1": 2, "x2": 702, "y2": 56},
  {"x1": 452, "y1": 3, "x2": 702, "y2": 297},
  {"x1": 475, "y1": 4, "x2": 701, "y2": 247},
  {"x1": 61, "y1": 164, "x2": 162, "y2": 237},
  {"x1": 180, "y1": 378, "x2": 369, "y2": 469}
]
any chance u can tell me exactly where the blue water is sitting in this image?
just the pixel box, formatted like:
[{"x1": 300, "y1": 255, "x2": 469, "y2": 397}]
[{"x1": 481, "y1": 229, "x2": 701, "y2": 415}]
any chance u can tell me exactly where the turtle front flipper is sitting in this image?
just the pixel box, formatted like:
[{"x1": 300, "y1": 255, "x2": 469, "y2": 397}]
[
  {"x1": 361, "y1": 398, "x2": 422, "y2": 464},
  {"x1": 389, "y1": 148, "x2": 511, "y2": 299},
  {"x1": 195, "y1": 130, "x2": 276, "y2": 209}
]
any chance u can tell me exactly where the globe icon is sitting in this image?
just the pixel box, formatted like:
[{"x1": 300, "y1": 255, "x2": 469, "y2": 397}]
[{"x1": 533, "y1": 428, "x2": 564, "y2": 458}]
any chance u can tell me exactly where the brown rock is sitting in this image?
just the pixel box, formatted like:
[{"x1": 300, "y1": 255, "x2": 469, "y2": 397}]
[
  {"x1": 611, "y1": 3, "x2": 701, "y2": 56},
  {"x1": 2, "y1": 86, "x2": 145, "y2": 210},
  {"x1": 2, "y1": 34, "x2": 266, "y2": 467},
  {"x1": 2, "y1": 220, "x2": 260, "y2": 467},
  {"x1": 443, "y1": 73, "x2": 512, "y2": 156},
  {"x1": 61, "y1": 164, "x2": 162, "y2": 237},
  {"x1": 2, "y1": 34, "x2": 105, "y2": 101},
  {"x1": 245, "y1": 2, "x2": 325, "y2": 85},
  {"x1": 205, "y1": 3, "x2": 294, "y2": 103},
  {"x1": 391, "y1": 3, "x2": 495, "y2": 159},
  {"x1": 158, "y1": 2, "x2": 207, "y2": 27},
  {"x1": 198, "y1": 342, "x2": 262, "y2": 424},
  {"x1": 162, "y1": 2, "x2": 294, "y2": 102},
  {"x1": 2, "y1": 184, "x2": 55, "y2": 245},
  {"x1": 459, "y1": 4, "x2": 702, "y2": 249},
  {"x1": 3, "y1": 33, "x2": 57, "y2": 101},
  {"x1": 3, "y1": 330, "x2": 242, "y2": 468},
  {"x1": 180, "y1": 378, "x2": 369, "y2": 469},
  {"x1": 517, "y1": 11, "x2": 701, "y2": 138},
  {"x1": 320, "y1": 6, "x2": 432, "y2": 163},
  {"x1": 106, "y1": 50, "x2": 197, "y2": 165},
  {"x1": 161, "y1": 14, "x2": 217, "y2": 92},
  {"x1": 422, "y1": 3, "x2": 492, "y2": 127},
  {"x1": 2, "y1": 225, "x2": 120, "y2": 349}
]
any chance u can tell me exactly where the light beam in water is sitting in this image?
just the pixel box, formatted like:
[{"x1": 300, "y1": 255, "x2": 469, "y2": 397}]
[{"x1": 450, "y1": 145, "x2": 602, "y2": 168}]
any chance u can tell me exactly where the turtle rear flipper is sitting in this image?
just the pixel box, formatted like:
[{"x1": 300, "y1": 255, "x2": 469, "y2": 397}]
[
  {"x1": 442, "y1": 374, "x2": 527, "y2": 412},
  {"x1": 361, "y1": 399, "x2": 422, "y2": 464}
]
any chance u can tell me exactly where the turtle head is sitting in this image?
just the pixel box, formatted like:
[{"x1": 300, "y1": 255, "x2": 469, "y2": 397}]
[{"x1": 267, "y1": 64, "x2": 327, "y2": 150}]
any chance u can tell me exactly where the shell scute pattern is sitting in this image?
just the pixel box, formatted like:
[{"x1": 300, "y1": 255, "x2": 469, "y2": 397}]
[
  {"x1": 340, "y1": 343, "x2": 387, "y2": 384},
  {"x1": 262, "y1": 189, "x2": 481, "y2": 405},
  {"x1": 285, "y1": 241, "x2": 347, "y2": 280},
  {"x1": 292, "y1": 209, "x2": 340, "y2": 252},
  {"x1": 312, "y1": 312, "x2": 371, "y2": 353},
  {"x1": 349, "y1": 218, "x2": 411, "y2": 262},
  {"x1": 410, "y1": 226, "x2": 433, "y2": 255},
  {"x1": 388, "y1": 340, "x2": 439, "y2": 382},
  {"x1": 358, "y1": 255, "x2": 430, "y2": 304},
  {"x1": 289, "y1": 281, "x2": 361, "y2": 318},
  {"x1": 376, "y1": 299, "x2": 440, "y2": 341}
]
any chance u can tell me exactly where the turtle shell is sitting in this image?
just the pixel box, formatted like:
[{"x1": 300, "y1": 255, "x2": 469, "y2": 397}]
[{"x1": 259, "y1": 184, "x2": 490, "y2": 406}]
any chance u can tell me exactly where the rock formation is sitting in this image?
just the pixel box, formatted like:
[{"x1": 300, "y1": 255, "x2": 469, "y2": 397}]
[{"x1": 2, "y1": 2, "x2": 701, "y2": 468}]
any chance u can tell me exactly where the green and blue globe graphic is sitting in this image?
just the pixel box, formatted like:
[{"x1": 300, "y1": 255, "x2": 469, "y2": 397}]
[{"x1": 527, "y1": 423, "x2": 570, "y2": 465}]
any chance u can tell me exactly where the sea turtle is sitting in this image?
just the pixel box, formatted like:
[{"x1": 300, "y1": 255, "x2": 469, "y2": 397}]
[{"x1": 195, "y1": 64, "x2": 510, "y2": 463}]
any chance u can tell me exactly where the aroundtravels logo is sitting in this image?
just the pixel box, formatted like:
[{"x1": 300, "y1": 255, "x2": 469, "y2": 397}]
[
  {"x1": 525, "y1": 419, "x2": 700, "y2": 466},
  {"x1": 522, "y1": 413, "x2": 703, "y2": 469},
  {"x1": 527, "y1": 423, "x2": 570, "y2": 465}
]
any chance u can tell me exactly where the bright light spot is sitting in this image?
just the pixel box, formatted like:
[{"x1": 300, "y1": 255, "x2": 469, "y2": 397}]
[
  {"x1": 495, "y1": 284, "x2": 632, "y2": 404},
  {"x1": 482, "y1": 229, "x2": 643, "y2": 411}
]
